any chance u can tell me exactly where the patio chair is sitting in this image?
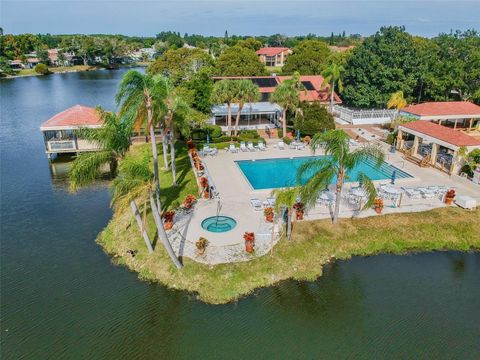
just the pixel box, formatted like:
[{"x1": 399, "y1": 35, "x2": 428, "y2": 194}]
[
  {"x1": 247, "y1": 141, "x2": 256, "y2": 151},
  {"x1": 296, "y1": 142, "x2": 305, "y2": 150},
  {"x1": 250, "y1": 198, "x2": 263, "y2": 211},
  {"x1": 229, "y1": 144, "x2": 238, "y2": 153},
  {"x1": 417, "y1": 187, "x2": 436, "y2": 199},
  {"x1": 401, "y1": 187, "x2": 421, "y2": 199},
  {"x1": 209, "y1": 147, "x2": 218, "y2": 156},
  {"x1": 257, "y1": 142, "x2": 266, "y2": 151},
  {"x1": 240, "y1": 142, "x2": 248, "y2": 152},
  {"x1": 278, "y1": 141, "x2": 285, "y2": 150},
  {"x1": 266, "y1": 197, "x2": 276, "y2": 207}
]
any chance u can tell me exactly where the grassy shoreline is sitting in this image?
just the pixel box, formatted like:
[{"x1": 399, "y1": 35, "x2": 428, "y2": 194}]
[{"x1": 97, "y1": 144, "x2": 480, "y2": 303}]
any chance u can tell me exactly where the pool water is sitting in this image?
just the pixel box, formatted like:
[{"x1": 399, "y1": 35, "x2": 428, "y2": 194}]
[
  {"x1": 201, "y1": 216, "x2": 237, "y2": 232},
  {"x1": 236, "y1": 156, "x2": 412, "y2": 190}
]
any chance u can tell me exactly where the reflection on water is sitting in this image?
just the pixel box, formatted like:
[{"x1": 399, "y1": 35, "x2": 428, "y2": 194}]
[{"x1": 1, "y1": 69, "x2": 479, "y2": 360}]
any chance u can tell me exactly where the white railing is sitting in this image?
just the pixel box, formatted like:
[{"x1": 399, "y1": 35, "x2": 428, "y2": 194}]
[{"x1": 334, "y1": 105, "x2": 395, "y2": 125}]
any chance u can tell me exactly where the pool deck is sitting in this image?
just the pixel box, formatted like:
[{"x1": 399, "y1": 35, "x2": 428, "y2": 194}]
[{"x1": 170, "y1": 139, "x2": 480, "y2": 264}]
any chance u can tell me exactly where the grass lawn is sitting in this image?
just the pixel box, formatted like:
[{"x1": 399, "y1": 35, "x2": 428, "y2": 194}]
[
  {"x1": 265, "y1": 66, "x2": 283, "y2": 74},
  {"x1": 97, "y1": 141, "x2": 480, "y2": 304}
]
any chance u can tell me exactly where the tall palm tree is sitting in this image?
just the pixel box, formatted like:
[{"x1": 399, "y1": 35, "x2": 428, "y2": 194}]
[
  {"x1": 271, "y1": 187, "x2": 300, "y2": 240},
  {"x1": 211, "y1": 79, "x2": 237, "y2": 136},
  {"x1": 160, "y1": 76, "x2": 192, "y2": 186},
  {"x1": 111, "y1": 152, "x2": 183, "y2": 269},
  {"x1": 271, "y1": 72, "x2": 304, "y2": 137},
  {"x1": 387, "y1": 90, "x2": 407, "y2": 122},
  {"x1": 115, "y1": 70, "x2": 167, "y2": 213},
  {"x1": 69, "y1": 107, "x2": 131, "y2": 191},
  {"x1": 232, "y1": 79, "x2": 260, "y2": 136},
  {"x1": 298, "y1": 130, "x2": 384, "y2": 224},
  {"x1": 322, "y1": 63, "x2": 344, "y2": 111}
]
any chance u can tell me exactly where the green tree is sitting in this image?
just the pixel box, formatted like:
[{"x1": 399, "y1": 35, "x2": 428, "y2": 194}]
[
  {"x1": 294, "y1": 102, "x2": 335, "y2": 135},
  {"x1": 236, "y1": 37, "x2": 263, "y2": 51},
  {"x1": 211, "y1": 79, "x2": 238, "y2": 135},
  {"x1": 69, "y1": 108, "x2": 131, "y2": 190},
  {"x1": 148, "y1": 47, "x2": 213, "y2": 85},
  {"x1": 298, "y1": 130, "x2": 384, "y2": 224},
  {"x1": 35, "y1": 45, "x2": 49, "y2": 64},
  {"x1": 116, "y1": 70, "x2": 183, "y2": 269},
  {"x1": 321, "y1": 63, "x2": 344, "y2": 110},
  {"x1": 215, "y1": 45, "x2": 266, "y2": 76},
  {"x1": 271, "y1": 72, "x2": 304, "y2": 136},
  {"x1": 0, "y1": 57, "x2": 15, "y2": 76},
  {"x1": 177, "y1": 66, "x2": 214, "y2": 113},
  {"x1": 342, "y1": 26, "x2": 422, "y2": 108},
  {"x1": 232, "y1": 79, "x2": 261, "y2": 136},
  {"x1": 271, "y1": 187, "x2": 300, "y2": 240},
  {"x1": 282, "y1": 39, "x2": 331, "y2": 75},
  {"x1": 34, "y1": 63, "x2": 49, "y2": 75}
]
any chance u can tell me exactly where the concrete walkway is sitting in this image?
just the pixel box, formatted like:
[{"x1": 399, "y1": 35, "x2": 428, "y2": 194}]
[{"x1": 171, "y1": 140, "x2": 479, "y2": 265}]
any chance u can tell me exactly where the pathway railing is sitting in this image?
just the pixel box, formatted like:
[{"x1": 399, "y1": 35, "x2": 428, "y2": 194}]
[{"x1": 333, "y1": 105, "x2": 395, "y2": 125}]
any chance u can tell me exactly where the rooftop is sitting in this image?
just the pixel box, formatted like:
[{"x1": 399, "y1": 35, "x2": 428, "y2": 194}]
[
  {"x1": 400, "y1": 120, "x2": 480, "y2": 147},
  {"x1": 212, "y1": 75, "x2": 341, "y2": 103},
  {"x1": 41, "y1": 105, "x2": 103, "y2": 129},
  {"x1": 401, "y1": 101, "x2": 480, "y2": 117},
  {"x1": 256, "y1": 47, "x2": 290, "y2": 56}
]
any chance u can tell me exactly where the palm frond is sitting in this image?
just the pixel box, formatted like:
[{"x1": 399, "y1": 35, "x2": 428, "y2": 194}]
[
  {"x1": 350, "y1": 144, "x2": 385, "y2": 169},
  {"x1": 271, "y1": 187, "x2": 299, "y2": 213},
  {"x1": 356, "y1": 172, "x2": 377, "y2": 209},
  {"x1": 69, "y1": 150, "x2": 113, "y2": 191},
  {"x1": 299, "y1": 165, "x2": 337, "y2": 208}
]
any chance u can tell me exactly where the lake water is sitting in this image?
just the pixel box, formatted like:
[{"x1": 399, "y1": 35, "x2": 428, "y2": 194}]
[{"x1": 1, "y1": 70, "x2": 479, "y2": 359}]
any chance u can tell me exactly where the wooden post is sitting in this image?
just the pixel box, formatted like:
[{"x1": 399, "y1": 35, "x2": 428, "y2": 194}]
[
  {"x1": 130, "y1": 200, "x2": 154, "y2": 254},
  {"x1": 430, "y1": 143, "x2": 439, "y2": 165},
  {"x1": 396, "y1": 129, "x2": 403, "y2": 150},
  {"x1": 469, "y1": 118, "x2": 473, "y2": 131},
  {"x1": 454, "y1": 119, "x2": 458, "y2": 130},
  {"x1": 412, "y1": 136, "x2": 420, "y2": 155}
]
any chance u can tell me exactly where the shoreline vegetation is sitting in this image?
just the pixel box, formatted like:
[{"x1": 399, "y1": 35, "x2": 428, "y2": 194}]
[
  {"x1": 4, "y1": 62, "x2": 149, "y2": 79},
  {"x1": 96, "y1": 142, "x2": 480, "y2": 304}
]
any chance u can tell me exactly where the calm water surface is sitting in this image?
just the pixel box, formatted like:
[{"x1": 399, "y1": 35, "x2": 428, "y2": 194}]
[{"x1": 1, "y1": 70, "x2": 479, "y2": 359}]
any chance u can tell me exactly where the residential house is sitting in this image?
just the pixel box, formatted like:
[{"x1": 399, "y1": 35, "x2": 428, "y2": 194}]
[{"x1": 256, "y1": 47, "x2": 292, "y2": 67}]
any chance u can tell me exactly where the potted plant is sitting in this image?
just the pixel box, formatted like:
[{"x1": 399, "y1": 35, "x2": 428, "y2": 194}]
[
  {"x1": 162, "y1": 211, "x2": 175, "y2": 230},
  {"x1": 264, "y1": 207, "x2": 274, "y2": 222},
  {"x1": 200, "y1": 177, "x2": 209, "y2": 189},
  {"x1": 243, "y1": 232, "x2": 255, "y2": 253},
  {"x1": 195, "y1": 237, "x2": 209, "y2": 255},
  {"x1": 187, "y1": 139, "x2": 195, "y2": 150},
  {"x1": 374, "y1": 197, "x2": 384, "y2": 214},
  {"x1": 293, "y1": 202, "x2": 305, "y2": 220},
  {"x1": 445, "y1": 189, "x2": 456, "y2": 205},
  {"x1": 183, "y1": 194, "x2": 196, "y2": 210}
]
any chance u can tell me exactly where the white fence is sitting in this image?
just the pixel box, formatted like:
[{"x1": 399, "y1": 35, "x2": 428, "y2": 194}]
[{"x1": 334, "y1": 105, "x2": 395, "y2": 125}]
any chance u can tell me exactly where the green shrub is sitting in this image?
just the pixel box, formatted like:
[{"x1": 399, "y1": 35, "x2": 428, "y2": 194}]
[
  {"x1": 238, "y1": 130, "x2": 260, "y2": 139},
  {"x1": 386, "y1": 132, "x2": 396, "y2": 145},
  {"x1": 34, "y1": 63, "x2": 50, "y2": 75},
  {"x1": 294, "y1": 101, "x2": 334, "y2": 135},
  {"x1": 282, "y1": 136, "x2": 292, "y2": 145},
  {"x1": 204, "y1": 124, "x2": 223, "y2": 138}
]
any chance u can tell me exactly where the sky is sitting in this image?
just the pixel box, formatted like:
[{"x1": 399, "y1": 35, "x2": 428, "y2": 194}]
[{"x1": 1, "y1": 0, "x2": 479, "y2": 37}]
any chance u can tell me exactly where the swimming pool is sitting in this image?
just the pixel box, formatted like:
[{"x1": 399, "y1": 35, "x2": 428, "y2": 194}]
[{"x1": 235, "y1": 156, "x2": 412, "y2": 190}]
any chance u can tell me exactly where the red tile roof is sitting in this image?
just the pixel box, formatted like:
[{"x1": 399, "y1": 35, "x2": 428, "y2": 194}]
[
  {"x1": 401, "y1": 120, "x2": 480, "y2": 147},
  {"x1": 212, "y1": 75, "x2": 342, "y2": 103},
  {"x1": 256, "y1": 47, "x2": 290, "y2": 56},
  {"x1": 41, "y1": 105, "x2": 103, "y2": 128},
  {"x1": 402, "y1": 101, "x2": 480, "y2": 117}
]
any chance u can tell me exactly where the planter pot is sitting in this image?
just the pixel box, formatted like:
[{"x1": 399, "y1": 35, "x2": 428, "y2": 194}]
[
  {"x1": 265, "y1": 214, "x2": 274, "y2": 222},
  {"x1": 164, "y1": 221, "x2": 173, "y2": 230},
  {"x1": 245, "y1": 240, "x2": 255, "y2": 253},
  {"x1": 445, "y1": 197, "x2": 454, "y2": 205},
  {"x1": 374, "y1": 207, "x2": 383, "y2": 214},
  {"x1": 204, "y1": 191, "x2": 210, "y2": 199},
  {"x1": 197, "y1": 248, "x2": 206, "y2": 256},
  {"x1": 296, "y1": 211, "x2": 304, "y2": 220}
]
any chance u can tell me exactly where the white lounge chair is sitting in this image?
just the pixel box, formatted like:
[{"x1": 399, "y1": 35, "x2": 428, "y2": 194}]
[
  {"x1": 229, "y1": 144, "x2": 238, "y2": 153},
  {"x1": 417, "y1": 187, "x2": 436, "y2": 199},
  {"x1": 247, "y1": 141, "x2": 255, "y2": 151},
  {"x1": 250, "y1": 198, "x2": 263, "y2": 211},
  {"x1": 401, "y1": 187, "x2": 421, "y2": 199},
  {"x1": 266, "y1": 197, "x2": 276, "y2": 207},
  {"x1": 240, "y1": 142, "x2": 248, "y2": 152},
  {"x1": 278, "y1": 141, "x2": 285, "y2": 150},
  {"x1": 257, "y1": 142, "x2": 266, "y2": 151},
  {"x1": 209, "y1": 147, "x2": 218, "y2": 156}
]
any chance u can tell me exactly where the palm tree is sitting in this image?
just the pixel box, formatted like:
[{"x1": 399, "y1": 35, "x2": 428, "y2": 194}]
[
  {"x1": 160, "y1": 76, "x2": 192, "y2": 186},
  {"x1": 211, "y1": 79, "x2": 237, "y2": 136},
  {"x1": 321, "y1": 63, "x2": 344, "y2": 111},
  {"x1": 387, "y1": 90, "x2": 407, "y2": 122},
  {"x1": 271, "y1": 72, "x2": 304, "y2": 137},
  {"x1": 271, "y1": 187, "x2": 300, "y2": 240},
  {"x1": 232, "y1": 79, "x2": 260, "y2": 136},
  {"x1": 298, "y1": 130, "x2": 384, "y2": 224},
  {"x1": 69, "y1": 107, "x2": 131, "y2": 191},
  {"x1": 111, "y1": 152, "x2": 182, "y2": 268},
  {"x1": 115, "y1": 70, "x2": 167, "y2": 213}
]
